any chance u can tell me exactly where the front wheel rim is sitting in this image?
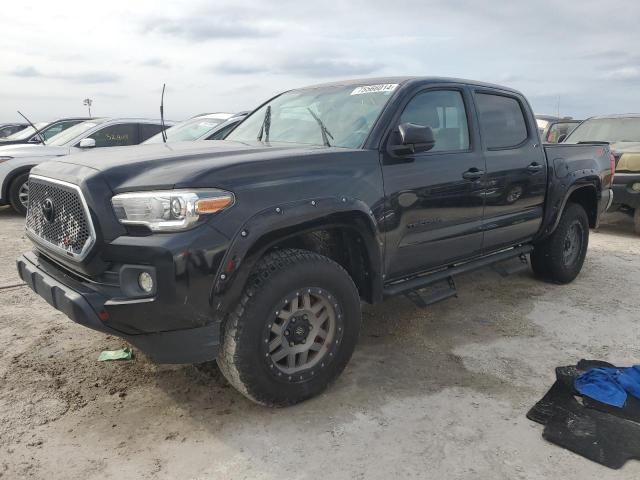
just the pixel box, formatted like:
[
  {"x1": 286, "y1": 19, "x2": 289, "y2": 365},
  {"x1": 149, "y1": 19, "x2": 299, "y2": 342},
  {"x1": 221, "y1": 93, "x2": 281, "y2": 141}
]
[
  {"x1": 18, "y1": 182, "x2": 29, "y2": 208},
  {"x1": 263, "y1": 288, "x2": 343, "y2": 381}
]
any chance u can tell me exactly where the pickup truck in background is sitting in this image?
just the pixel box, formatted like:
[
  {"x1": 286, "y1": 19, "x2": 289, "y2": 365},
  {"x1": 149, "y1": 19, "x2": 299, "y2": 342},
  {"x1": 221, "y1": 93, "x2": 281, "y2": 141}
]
[
  {"x1": 16, "y1": 77, "x2": 614, "y2": 406},
  {"x1": 563, "y1": 113, "x2": 640, "y2": 234}
]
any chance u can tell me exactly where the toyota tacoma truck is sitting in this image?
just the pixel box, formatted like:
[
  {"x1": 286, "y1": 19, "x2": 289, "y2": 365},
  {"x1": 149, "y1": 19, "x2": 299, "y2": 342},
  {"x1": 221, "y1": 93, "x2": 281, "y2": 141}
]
[{"x1": 16, "y1": 77, "x2": 614, "y2": 406}]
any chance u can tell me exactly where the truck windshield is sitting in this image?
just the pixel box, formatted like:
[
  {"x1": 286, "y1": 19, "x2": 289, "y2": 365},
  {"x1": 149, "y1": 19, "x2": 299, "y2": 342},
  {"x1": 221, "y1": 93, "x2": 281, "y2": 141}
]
[
  {"x1": 144, "y1": 116, "x2": 226, "y2": 144},
  {"x1": 565, "y1": 117, "x2": 640, "y2": 143},
  {"x1": 226, "y1": 84, "x2": 398, "y2": 149}
]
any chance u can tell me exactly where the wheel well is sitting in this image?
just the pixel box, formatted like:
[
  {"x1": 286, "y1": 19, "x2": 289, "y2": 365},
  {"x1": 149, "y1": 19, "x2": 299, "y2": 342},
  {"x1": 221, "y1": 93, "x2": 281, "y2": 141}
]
[
  {"x1": 566, "y1": 186, "x2": 598, "y2": 228},
  {"x1": 262, "y1": 227, "x2": 374, "y2": 303},
  {"x1": 3, "y1": 168, "x2": 31, "y2": 200}
]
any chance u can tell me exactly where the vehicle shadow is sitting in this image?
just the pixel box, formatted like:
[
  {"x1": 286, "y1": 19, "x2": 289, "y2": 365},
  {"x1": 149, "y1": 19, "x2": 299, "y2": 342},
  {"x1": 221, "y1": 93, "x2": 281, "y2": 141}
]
[{"x1": 0, "y1": 205, "x2": 22, "y2": 218}]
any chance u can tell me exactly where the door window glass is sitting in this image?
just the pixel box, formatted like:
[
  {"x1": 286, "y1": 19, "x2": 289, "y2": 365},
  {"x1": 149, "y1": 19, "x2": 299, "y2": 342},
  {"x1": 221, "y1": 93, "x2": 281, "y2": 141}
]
[
  {"x1": 476, "y1": 93, "x2": 528, "y2": 149},
  {"x1": 399, "y1": 90, "x2": 470, "y2": 152},
  {"x1": 86, "y1": 123, "x2": 139, "y2": 147}
]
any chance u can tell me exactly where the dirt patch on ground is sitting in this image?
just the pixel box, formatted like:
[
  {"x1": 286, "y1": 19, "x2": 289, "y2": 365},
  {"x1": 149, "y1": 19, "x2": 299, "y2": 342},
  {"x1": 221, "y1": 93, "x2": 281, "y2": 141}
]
[{"x1": 1, "y1": 205, "x2": 640, "y2": 479}]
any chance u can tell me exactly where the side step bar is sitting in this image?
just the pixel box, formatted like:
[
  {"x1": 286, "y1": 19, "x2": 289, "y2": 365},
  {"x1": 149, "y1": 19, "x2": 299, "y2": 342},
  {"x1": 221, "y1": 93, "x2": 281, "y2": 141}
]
[{"x1": 383, "y1": 244, "x2": 533, "y2": 298}]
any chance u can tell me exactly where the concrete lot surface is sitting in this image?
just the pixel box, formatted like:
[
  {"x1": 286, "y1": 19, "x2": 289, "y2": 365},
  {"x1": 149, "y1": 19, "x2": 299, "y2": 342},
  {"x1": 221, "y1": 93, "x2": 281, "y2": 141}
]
[{"x1": 1, "y1": 205, "x2": 639, "y2": 479}]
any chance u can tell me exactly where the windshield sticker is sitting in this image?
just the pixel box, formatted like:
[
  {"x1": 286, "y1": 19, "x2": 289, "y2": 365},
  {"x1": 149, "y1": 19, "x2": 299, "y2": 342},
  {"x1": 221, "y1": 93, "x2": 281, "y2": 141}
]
[{"x1": 350, "y1": 84, "x2": 398, "y2": 96}]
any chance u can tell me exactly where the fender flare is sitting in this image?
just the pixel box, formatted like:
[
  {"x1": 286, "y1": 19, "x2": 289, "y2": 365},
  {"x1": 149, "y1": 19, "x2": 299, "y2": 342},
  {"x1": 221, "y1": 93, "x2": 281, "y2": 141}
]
[
  {"x1": 210, "y1": 196, "x2": 384, "y2": 314},
  {"x1": 536, "y1": 181, "x2": 599, "y2": 241}
]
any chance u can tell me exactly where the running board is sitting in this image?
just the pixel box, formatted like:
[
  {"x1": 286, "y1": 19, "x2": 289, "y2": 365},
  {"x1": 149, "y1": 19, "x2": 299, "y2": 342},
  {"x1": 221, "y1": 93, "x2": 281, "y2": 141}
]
[
  {"x1": 383, "y1": 245, "x2": 533, "y2": 298},
  {"x1": 491, "y1": 253, "x2": 529, "y2": 277},
  {"x1": 404, "y1": 277, "x2": 457, "y2": 308}
]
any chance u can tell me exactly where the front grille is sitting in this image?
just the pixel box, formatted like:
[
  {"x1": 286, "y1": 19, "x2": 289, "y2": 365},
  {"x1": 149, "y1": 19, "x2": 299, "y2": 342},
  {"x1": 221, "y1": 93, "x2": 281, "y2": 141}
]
[{"x1": 25, "y1": 175, "x2": 95, "y2": 260}]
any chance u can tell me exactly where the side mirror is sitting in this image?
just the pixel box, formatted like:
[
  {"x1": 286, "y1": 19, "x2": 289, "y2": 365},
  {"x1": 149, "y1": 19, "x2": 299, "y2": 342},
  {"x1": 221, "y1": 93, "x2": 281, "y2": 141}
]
[
  {"x1": 389, "y1": 123, "x2": 436, "y2": 156},
  {"x1": 79, "y1": 138, "x2": 96, "y2": 149}
]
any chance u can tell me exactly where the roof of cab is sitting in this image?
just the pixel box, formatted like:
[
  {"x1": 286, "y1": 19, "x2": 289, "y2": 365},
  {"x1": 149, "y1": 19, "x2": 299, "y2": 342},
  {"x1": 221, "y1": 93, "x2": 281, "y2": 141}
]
[{"x1": 299, "y1": 76, "x2": 521, "y2": 94}]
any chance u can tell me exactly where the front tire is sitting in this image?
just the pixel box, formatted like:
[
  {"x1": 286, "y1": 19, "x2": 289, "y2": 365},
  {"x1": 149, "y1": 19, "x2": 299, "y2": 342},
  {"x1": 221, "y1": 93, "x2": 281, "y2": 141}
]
[
  {"x1": 8, "y1": 172, "x2": 30, "y2": 215},
  {"x1": 531, "y1": 203, "x2": 589, "y2": 284},
  {"x1": 634, "y1": 209, "x2": 640, "y2": 236},
  {"x1": 217, "y1": 249, "x2": 361, "y2": 406}
]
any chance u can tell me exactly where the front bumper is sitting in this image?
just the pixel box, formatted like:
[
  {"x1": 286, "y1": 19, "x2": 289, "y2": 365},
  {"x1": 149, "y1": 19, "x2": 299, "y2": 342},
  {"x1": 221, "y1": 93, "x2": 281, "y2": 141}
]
[
  {"x1": 17, "y1": 252, "x2": 221, "y2": 363},
  {"x1": 611, "y1": 172, "x2": 640, "y2": 209}
]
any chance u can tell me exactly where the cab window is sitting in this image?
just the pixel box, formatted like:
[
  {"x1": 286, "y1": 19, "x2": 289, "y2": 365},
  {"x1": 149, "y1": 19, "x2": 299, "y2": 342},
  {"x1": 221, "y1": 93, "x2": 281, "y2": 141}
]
[
  {"x1": 475, "y1": 93, "x2": 528, "y2": 149},
  {"x1": 399, "y1": 90, "x2": 470, "y2": 152}
]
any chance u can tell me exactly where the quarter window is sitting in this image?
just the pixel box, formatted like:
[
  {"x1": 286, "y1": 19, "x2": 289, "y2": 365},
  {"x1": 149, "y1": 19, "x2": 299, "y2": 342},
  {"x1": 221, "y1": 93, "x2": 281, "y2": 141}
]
[
  {"x1": 475, "y1": 93, "x2": 528, "y2": 149},
  {"x1": 140, "y1": 123, "x2": 164, "y2": 141},
  {"x1": 399, "y1": 90, "x2": 470, "y2": 152}
]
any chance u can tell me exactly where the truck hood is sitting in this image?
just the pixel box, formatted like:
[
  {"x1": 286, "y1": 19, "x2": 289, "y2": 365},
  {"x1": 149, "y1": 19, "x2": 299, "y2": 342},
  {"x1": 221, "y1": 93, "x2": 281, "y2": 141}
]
[
  {"x1": 33, "y1": 140, "x2": 354, "y2": 193},
  {"x1": 610, "y1": 142, "x2": 640, "y2": 172},
  {"x1": 0, "y1": 143, "x2": 70, "y2": 158}
]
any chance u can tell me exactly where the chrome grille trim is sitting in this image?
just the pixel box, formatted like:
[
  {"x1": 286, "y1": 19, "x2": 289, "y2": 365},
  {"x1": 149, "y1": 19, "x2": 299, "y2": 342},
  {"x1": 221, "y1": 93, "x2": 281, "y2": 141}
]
[{"x1": 25, "y1": 175, "x2": 96, "y2": 261}]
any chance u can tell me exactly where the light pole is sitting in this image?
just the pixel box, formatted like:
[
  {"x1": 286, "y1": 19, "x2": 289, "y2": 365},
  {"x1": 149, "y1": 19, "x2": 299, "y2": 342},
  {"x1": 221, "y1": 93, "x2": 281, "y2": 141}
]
[{"x1": 83, "y1": 98, "x2": 93, "y2": 117}]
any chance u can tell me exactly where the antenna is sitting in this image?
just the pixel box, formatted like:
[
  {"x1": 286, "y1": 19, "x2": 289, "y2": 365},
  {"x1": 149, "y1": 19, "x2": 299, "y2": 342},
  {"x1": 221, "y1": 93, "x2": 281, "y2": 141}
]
[
  {"x1": 17, "y1": 110, "x2": 46, "y2": 145},
  {"x1": 160, "y1": 84, "x2": 167, "y2": 143}
]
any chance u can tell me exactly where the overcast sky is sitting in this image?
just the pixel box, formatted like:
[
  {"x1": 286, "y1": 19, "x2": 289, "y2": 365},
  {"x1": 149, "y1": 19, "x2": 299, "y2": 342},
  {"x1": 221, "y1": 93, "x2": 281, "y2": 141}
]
[{"x1": 1, "y1": 0, "x2": 639, "y2": 122}]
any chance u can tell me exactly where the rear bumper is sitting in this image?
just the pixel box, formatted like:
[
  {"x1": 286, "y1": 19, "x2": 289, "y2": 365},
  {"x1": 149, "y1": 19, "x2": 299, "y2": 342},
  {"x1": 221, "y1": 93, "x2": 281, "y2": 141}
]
[
  {"x1": 17, "y1": 252, "x2": 220, "y2": 364},
  {"x1": 611, "y1": 173, "x2": 640, "y2": 209}
]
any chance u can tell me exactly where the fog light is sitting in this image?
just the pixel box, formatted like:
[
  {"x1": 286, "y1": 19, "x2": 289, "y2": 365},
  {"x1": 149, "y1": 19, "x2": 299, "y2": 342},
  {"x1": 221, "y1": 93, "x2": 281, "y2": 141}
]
[
  {"x1": 138, "y1": 272, "x2": 154, "y2": 293},
  {"x1": 632, "y1": 182, "x2": 640, "y2": 192}
]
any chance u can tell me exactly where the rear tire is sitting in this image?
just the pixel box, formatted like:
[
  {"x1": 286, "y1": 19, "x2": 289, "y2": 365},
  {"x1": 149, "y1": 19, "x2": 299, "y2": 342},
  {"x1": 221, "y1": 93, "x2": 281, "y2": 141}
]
[
  {"x1": 217, "y1": 248, "x2": 361, "y2": 406},
  {"x1": 634, "y1": 209, "x2": 640, "y2": 236},
  {"x1": 8, "y1": 172, "x2": 30, "y2": 215},
  {"x1": 531, "y1": 203, "x2": 589, "y2": 284}
]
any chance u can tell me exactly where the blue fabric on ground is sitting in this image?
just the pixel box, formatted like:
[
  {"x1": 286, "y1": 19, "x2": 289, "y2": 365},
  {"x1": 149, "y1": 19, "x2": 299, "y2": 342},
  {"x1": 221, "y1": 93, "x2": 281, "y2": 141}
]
[
  {"x1": 575, "y1": 365, "x2": 640, "y2": 408},
  {"x1": 575, "y1": 368, "x2": 627, "y2": 408},
  {"x1": 618, "y1": 366, "x2": 640, "y2": 400}
]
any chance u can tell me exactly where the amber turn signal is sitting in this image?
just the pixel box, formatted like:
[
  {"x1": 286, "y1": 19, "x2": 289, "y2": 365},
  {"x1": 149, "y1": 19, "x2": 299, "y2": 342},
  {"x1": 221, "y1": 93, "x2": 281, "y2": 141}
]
[{"x1": 195, "y1": 196, "x2": 234, "y2": 214}]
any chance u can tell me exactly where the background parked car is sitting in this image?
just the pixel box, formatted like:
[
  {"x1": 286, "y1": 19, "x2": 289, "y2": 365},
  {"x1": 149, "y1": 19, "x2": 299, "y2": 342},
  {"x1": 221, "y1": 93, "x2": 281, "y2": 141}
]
[
  {"x1": 563, "y1": 113, "x2": 640, "y2": 233},
  {"x1": 0, "y1": 123, "x2": 28, "y2": 138},
  {"x1": 0, "y1": 117, "x2": 89, "y2": 146},
  {"x1": 143, "y1": 112, "x2": 247, "y2": 143},
  {"x1": 541, "y1": 119, "x2": 582, "y2": 143},
  {"x1": 0, "y1": 118, "x2": 172, "y2": 214}
]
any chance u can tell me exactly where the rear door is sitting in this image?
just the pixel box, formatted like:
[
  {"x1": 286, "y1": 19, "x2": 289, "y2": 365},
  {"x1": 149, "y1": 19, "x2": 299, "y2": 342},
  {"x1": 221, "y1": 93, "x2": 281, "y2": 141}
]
[
  {"x1": 473, "y1": 91, "x2": 547, "y2": 251},
  {"x1": 381, "y1": 85, "x2": 486, "y2": 280}
]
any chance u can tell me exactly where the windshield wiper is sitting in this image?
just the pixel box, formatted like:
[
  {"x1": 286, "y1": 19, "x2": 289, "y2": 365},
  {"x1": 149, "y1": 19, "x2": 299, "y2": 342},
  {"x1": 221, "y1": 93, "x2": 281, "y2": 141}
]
[
  {"x1": 257, "y1": 105, "x2": 271, "y2": 142},
  {"x1": 17, "y1": 110, "x2": 46, "y2": 144},
  {"x1": 307, "y1": 108, "x2": 333, "y2": 147}
]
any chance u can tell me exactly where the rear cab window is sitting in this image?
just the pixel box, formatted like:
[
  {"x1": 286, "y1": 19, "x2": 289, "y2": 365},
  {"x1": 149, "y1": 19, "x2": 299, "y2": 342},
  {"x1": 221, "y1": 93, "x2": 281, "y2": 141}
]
[{"x1": 475, "y1": 93, "x2": 529, "y2": 149}]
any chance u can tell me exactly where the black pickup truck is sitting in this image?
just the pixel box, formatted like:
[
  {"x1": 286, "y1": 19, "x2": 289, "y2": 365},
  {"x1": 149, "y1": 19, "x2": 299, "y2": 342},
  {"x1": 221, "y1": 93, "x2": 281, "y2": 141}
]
[{"x1": 17, "y1": 77, "x2": 613, "y2": 406}]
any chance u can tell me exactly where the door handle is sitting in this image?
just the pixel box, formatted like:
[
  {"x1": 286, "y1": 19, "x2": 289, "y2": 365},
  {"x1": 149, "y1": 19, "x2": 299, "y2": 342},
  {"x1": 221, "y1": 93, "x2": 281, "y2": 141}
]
[
  {"x1": 527, "y1": 163, "x2": 544, "y2": 173},
  {"x1": 462, "y1": 168, "x2": 485, "y2": 180}
]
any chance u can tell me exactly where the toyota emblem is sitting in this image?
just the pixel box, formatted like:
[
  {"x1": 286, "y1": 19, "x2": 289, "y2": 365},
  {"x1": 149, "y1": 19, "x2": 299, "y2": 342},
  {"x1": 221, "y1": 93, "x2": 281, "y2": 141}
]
[{"x1": 42, "y1": 198, "x2": 55, "y2": 223}]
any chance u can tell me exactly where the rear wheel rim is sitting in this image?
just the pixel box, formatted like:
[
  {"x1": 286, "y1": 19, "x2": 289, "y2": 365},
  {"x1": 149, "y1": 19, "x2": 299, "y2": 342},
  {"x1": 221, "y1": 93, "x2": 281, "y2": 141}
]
[
  {"x1": 562, "y1": 220, "x2": 583, "y2": 266},
  {"x1": 18, "y1": 182, "x2": 29, "y2": 208},
  {"x1": 263, "y1": 287, "x2": 343, "y2": 381}
]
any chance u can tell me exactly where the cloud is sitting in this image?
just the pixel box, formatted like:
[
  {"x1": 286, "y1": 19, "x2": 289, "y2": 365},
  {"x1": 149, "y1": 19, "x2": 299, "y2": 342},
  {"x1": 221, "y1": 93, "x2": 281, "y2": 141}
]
[
  {"x1": 603, "y1": 67, "x2": 640, "y2": 82},
  {"x1": 65, "y1": 72, "x2": 121, "y2": 83},
  {"x1": 8, "y1": 66, "x2": 120, "y2": 84},
  {"x1": 139, "y1": 58, "x2": 170, "y2": 69},
  {"x1": 209, "y1": 58, "x2": 384, "y2": 78},
  {"x1": 142, "y1": 9, "x2": 276, "y2": 41}
]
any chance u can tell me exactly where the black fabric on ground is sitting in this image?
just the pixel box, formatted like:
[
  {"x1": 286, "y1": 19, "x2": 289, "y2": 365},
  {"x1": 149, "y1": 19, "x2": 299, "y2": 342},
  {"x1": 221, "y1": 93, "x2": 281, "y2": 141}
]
[{"x1": 528, "y1": 359, "x2": 640, "y2": 469}]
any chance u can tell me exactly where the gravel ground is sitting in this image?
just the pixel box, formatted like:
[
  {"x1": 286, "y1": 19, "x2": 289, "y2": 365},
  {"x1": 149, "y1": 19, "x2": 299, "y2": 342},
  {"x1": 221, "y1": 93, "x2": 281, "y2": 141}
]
[{"x1": 1, "y1": 205, "x2": 639, "y2": 479}]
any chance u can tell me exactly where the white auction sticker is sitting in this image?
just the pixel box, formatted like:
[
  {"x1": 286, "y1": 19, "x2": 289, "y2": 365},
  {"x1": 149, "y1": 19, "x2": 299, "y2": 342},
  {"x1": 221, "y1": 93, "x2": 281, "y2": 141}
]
[{"x1": 350, "y1": 84, "x2": 398, "y2": 95}]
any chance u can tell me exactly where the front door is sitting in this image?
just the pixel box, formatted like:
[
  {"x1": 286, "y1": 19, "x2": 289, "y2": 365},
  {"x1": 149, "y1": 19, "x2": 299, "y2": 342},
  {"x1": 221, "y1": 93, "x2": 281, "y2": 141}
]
[{"x1": 381, "y1": 87, "x2": 486, "y2": 280}]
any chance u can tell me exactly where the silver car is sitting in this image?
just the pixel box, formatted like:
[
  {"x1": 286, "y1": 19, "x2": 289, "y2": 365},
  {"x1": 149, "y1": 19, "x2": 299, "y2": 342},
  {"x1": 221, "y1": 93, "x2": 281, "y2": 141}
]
[{"x1": 0, "y1": 118, "x2": 172, "y2": 214}]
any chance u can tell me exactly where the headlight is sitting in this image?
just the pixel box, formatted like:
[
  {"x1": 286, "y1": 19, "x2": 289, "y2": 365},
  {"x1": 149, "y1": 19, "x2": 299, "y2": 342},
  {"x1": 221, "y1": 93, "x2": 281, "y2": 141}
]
[
  {"x1": 111, "y1": 189, "x2": 234, "y2": 232},
  {"x1": 0, "y1": 156, "x2": 13, "y2": 163}
]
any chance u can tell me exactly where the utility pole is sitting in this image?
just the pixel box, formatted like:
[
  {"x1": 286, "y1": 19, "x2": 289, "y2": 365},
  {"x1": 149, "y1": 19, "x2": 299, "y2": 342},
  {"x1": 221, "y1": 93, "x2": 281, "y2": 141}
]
[{"x1": 83, "y1": 98, "x2": 93, "y2": 117}]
